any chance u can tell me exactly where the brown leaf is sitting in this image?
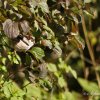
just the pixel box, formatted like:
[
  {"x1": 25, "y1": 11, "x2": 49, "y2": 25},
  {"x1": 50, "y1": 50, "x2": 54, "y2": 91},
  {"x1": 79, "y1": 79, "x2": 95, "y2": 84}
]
[
  {"x1": 14, "y1": 36, "x2": 35, "y2": 52},
  {"x1": 67, "y1": 34, "x2": 85, "y2": 50},
  {"x1": 20, "y1": 20, "x2": 30, "y2": 34},
  {"x1": 3, "y1": 19, "x2": 20, "y2": 39},
  {"x1": 37, "y1": 63, "x2": 47, "y2": 78}
]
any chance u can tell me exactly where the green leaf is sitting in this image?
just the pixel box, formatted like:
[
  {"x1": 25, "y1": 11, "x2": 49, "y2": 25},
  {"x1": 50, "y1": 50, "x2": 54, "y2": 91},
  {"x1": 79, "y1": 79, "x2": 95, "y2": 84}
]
[
  {"x1": 66, "y1": 66, "x2": 77, "y2": 79},
  {"x1": 78, "y1": 78, "x2": 100, "y2": 93},
  {"x1": 1, "y1": 57, "x2": 6, "y2": 65},
  {"x1": 25, "y1": 54, "x2": 32, "y2": 66},
  {"x1": 0, "y1": 65, "x2": 7, "y2": 72},
  {"x1": 43, "y1": 25, "x2": 55, "y2": 37},
  {"x1": 34, "y1": 20, "x2": 39, "y2": 31},
  {"x1": 39, "y1": 79, "x2": 52, "y2": 89},
  {"x1": 24, "y1": 84, "x2": 41, "y2": 99},
  {"x1": 3, "y1": 84, "x2": 11, "y2": 98},
  {"x1": 47, "y1": 63, "x2": 57, "y2": 72},
  {"x1": 11, "y1": 0, "x2": 22, "y2": 7},
  {"x1": 66, "y1": 92, "x2": 75, "y2": 100},
  {"x1": 72, "y1": 91, "x2": 83, "y2": 100},
  {"x1": 18, "y1": 5, "x2": 32, "y2": 16},
  {"x1": 8, "y1": 54, "x2": 12, "y2": 61},
  {"x1": 58, "y1": 77, "x2": 66, "y2": 88},
  {"x1": 29, "y1": 47, "x2": 45, "y2": 60},
  {"x1": 10, "y1": 96, "x2": 23, "y2": 100},
  {"x1": 58, "y1": 58, "x2": 67, "y2": 69},
  {"x1": 15, "y1": 54, "x2": 21, "y2": 62},
  {"x1": 3, "y1": 80, "x2": 25, "y2": 98},
  {"x1": 13, "y1": 57, "x2": 19, "y2": 64}
]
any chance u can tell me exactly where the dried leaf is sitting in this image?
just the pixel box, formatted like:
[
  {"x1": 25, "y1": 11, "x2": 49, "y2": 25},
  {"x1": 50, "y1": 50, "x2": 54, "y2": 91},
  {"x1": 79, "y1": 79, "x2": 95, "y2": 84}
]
[
  {"x1": 67, "y1": 34, "x2": 85, "y2": 50},
  {"x1": 51, "y1": 46, "x2": 62, "y2": 59},
  {"x1": 14, "y1": 36, "x2": 35, "y2": 52},
  {"x1": 20, "y1": 20, "x2": 30, "y2": 34},
  {"x1": 41, "y1": 39, "x2": 53, "y2": 49},
  {"x1": 3, "y1": 19, "x2": 20, "y2": 39},
  {"x1": 37, "y1": 63, "x2": 47, "y2": 78},
  {"x1": 29, "y1": 0, "x2": 49, "y2": 13},
  {"x1": 84, "y1": 0, "x2": 92, "y2": 3}
]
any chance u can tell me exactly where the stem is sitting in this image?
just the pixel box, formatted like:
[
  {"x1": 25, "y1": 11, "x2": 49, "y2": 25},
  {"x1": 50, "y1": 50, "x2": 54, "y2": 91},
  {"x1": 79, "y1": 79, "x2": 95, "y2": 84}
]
[{"x1": 80, "y1": 10, "x2": 100, "y2": 87}]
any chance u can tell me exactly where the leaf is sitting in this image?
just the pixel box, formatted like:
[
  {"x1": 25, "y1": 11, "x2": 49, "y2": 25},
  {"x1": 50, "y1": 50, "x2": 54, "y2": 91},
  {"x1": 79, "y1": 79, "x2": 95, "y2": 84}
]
[
  {"x1": 58, "y1": 77, "x2": 66, "y2": 88},
  {"x1": 71, "y1": 7, "x2": 80, "y2": 14},
  {"x1": 58, "y1": 58, "x2": 67, "y2": 69},
  {"x1": 66, "y1": 91, "x2": 75, "y2": 100},
  {"x1": 67, "y1": 66, "x2": 77, "y2": 79},
  {"x1": 37, "y1": 63, "x2": 47, "y2": 78},
  {"x1": 84, "y1": 10, "x2": 94, "y2": 18},
  {"x1": 34, "y1": 20, "x2": 39, "y2": 31},
  {"x1": 11, "y1": 0, "x2": 22, "y2": 7},
  {"x1": 13, "y1": 53, "x2": 21, "y2": 64},
  {"x1": 14, "y1": 36, "x2": 35, "y2": 52},
  {"x1": 0, "y1": 11, "x2": 6, "y2": 21},
  {"x1": 20, "y1": 20, "x2": 30, "y2": 34},
  {"x1": 10, "y1": 96, "x2": 24, "y2": 100},
  {"x1": 69, "y1": 23, "x2": 84, "y2": 50},
  {"x1": 47, "y1": 63, "x2": 57, "y2": 72},
  {"x1": 67, "y1": 34, "x2": 85, "y2": 50},
  {"x1": 3, "y1": 80, "x2": 25, "y2": 98},
  {"x1": 13, "y1": 56, "x2": 19, "y2": 64},
  {"x1": 0, "y1": 65, "x2": 7, "y2": 72},
  {"x1": 18, "y1": 5, "x2": 32, "y2": 16},
  {"x1": 72, "y1": 91, "x2": 83, "y2": 100},
  {"x1": 84, "y1": 0, "x2": 92, "y2": 3},
  {"x1": 3, "y1": 19, "x2": 20, "y2": 39},
  {"x1": 40, "y1": 17, "x2": 47, "y2": 26},
  {"x1": 8, "y1": 54, "x2": 12, "y2": 61},
  {"x1": 25, "y1": 54, "x2": 32, "y2": 66},
  {"x1": 39, "y1": 0, "x2": 49, "y2": 13},
  {"x1": 29, "y1": 0, "x2": 49, "y2": 13},
  {"x1": 3, "y1": 84, "x2": 11, "y2": 98},
  {"x1": 29, "y1": 47, "x2": 45, "y2": 60},
  {"x1": 15, "y1": 53, "x2": 21, "y2": 62},
  {"x1": 70, "y1": 69, "x2": 77, "y2": 79},
  {"x1": 78, "y1": 78, "x2": 100, "y2": 93},
  {"x1": 1, "y1": 57, "x2": 6, "y2": 65},
  {"x1": 51, "y1": 46, "x2": 62, "y2": 60},
  {"x1": 41, "y1": 39, "x2": 53, "y2": 49},
  {"x1": 43, "y1": 25, "x2": 55, "y2": 37},
  {"x1": 24, "y1": 84, "x2": 41, "y2": 99},
  {"x1": 39, "y1": 79, "x2": 52, "y2": 90},
  {"x1": 29, "y1": 0, "x2": 37, "y2": 8}
]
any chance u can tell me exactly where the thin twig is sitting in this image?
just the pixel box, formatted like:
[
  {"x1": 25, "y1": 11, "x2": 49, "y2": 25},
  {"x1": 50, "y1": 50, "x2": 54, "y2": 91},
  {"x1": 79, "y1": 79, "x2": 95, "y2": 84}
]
[{"x1": 80, "y1": 9, "x2": 100, "y2": 87}]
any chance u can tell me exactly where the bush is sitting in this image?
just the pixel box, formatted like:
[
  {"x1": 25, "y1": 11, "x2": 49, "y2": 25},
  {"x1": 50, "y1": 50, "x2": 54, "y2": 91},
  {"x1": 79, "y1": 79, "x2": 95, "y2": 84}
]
[{"x1": 0, "y1": 0, "x2": 100, "y2": 100}]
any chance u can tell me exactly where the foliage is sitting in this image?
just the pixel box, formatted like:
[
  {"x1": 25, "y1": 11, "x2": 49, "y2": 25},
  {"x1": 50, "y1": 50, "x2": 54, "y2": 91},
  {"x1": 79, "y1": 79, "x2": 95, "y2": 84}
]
[{"x1": 0, "y1": 0, "x2": 100, "y2": 100}]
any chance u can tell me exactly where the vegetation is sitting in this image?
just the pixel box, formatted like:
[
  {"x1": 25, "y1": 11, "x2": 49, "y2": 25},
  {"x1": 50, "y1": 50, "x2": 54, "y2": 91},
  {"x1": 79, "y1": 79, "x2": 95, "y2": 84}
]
[{"x1": 0, "y1": 0, "x2": 100, "y2": 100}]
